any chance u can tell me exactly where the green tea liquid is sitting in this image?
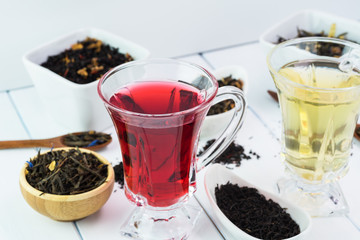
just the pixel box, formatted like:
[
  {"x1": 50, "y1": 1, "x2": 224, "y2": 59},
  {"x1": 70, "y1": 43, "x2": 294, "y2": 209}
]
[{"x1": 276, "y1": 60, "x2": 360, "y2": 182}]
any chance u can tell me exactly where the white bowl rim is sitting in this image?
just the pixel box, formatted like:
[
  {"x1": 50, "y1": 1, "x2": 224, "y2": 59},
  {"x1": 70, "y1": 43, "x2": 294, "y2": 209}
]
[
  {"x1": 22, "y1": 28, "x2": 151, "y2": 89},
  {"x1": 259, "y1": 9, "x2": 360, "y2": 48},
  {"x1": 212, "y1": 65, "x2": 248, "y2": 95},
  {"x1": 204, "y1": 64, "x2": 248, "y2": 120}
]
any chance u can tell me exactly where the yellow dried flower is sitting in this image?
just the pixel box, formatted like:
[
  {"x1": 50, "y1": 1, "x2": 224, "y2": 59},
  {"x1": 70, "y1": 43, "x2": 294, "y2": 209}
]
[
  {"x1": 48, "y1": 161, "x2": 56, "y2": 171},
  {"x1": 71, "y1": 43, "x2": 84, "y2": 51},
  {"x1": 63, "y1": 56, "x2": 70, "y2": 65},
  {"x1": 77, "y1": 68, "x2": 88, "y2": 78},
  {"x1": 328, "y1": 23, "x2": 336, "y2": 38}
]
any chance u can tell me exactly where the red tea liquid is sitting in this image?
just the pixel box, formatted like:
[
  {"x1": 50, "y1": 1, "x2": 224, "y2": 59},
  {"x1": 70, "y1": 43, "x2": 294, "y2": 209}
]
[{"x1": 108, "y1": 81, "x2": 208, "y2": 207}]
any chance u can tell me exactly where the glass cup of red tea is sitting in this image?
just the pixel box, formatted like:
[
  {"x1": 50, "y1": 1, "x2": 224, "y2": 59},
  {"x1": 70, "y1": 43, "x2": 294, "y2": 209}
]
[{"x1": 98, "y1": 58, "x2": 247, "y2": 240}]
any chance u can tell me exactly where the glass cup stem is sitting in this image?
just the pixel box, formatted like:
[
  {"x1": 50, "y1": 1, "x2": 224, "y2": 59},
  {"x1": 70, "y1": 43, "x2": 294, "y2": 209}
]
[
  {"x1": 120, "y1": 203, "x2": 202, "y2": 240},
  {"x1": 277, "y1": 176, "x2": 349, "y2": 217}
]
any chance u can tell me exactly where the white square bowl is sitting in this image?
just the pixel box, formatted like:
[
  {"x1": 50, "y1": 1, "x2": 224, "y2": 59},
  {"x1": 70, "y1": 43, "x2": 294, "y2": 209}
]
[
  {"x1": 23, "y1": 28, "x2": 150, "y2": 132},
  {"x1": 259, "y1": 10, "x2": 360, "y2": 55}
]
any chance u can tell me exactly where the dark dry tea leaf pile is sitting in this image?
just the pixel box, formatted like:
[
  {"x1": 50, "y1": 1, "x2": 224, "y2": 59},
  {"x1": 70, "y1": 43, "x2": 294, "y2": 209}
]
[
  {"x1": 207, "y1": 75, "x2": 244, "y2": 115},
  {"x1": 63, "y1": 131, "x2": 111, "y2": 147},
  {"x1": 276, "y1": 24, "x2": 356, "y2": 57},
  {"x1": 198, "y1": 140, "x2": 260, "y2": 166},
  {"x1": 41, "y1": 37, "x2": 134, "y2": 84},
  {"x1": 26, "y1": 148, "x2": 108, "y2": 195},
  {"x1": 113, "y1": 161, "x2": 124, "y2": 188},
  {"x1": 215, "y1": 182, "x2": 300, "y2": 239}
]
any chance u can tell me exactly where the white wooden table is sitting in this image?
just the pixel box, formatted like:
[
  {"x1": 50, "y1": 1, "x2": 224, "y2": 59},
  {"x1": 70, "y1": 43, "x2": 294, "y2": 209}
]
[
  {"x1": 2, "y1": 2, "x2": 360, "y2": 236},
  {"x1": 1, "y1": 40, "x2": 360, "y2": 240}
]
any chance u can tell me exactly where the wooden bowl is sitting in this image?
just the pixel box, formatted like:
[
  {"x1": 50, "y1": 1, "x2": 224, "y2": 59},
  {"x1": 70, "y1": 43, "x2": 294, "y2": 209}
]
[{"x1": 19, "y1": 147, "x2": 115, "y2": 221}]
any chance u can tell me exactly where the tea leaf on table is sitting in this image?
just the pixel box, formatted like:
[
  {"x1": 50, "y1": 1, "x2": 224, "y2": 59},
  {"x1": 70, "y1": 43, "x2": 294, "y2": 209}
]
[
  {"x1": 113, "y1": 162, "x2": 124, "y2": 189},
  {"x1": 354, "y1": 124, "x2": 360, "y2": 141},
  {"x1": 198, "y1": 140, "x2": 260, "y2": 167},
  {"x1": 267, "y1": 90, "x2": 279, "y2": 103}
]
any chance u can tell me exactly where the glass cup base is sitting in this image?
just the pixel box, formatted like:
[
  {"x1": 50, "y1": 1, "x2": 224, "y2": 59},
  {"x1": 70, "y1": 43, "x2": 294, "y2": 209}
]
[
  {"x1": 276, "y1": 177, "x2": 349, "y2": 217},
  {"x1": 120, "y1": 203, "x2": 202, "y2": 240}
]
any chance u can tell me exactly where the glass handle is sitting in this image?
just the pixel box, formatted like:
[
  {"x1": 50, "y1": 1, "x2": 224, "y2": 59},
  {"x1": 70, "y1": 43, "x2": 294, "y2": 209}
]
[{"x1": 197, "y1": 86, "x2": 247, "y2": 171}]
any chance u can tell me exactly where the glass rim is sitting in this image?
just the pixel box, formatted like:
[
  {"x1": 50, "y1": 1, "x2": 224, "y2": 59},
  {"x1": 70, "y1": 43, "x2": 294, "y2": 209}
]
[
  {"x1": 267, "y1": 36, "x2": 360, "y2": 92},
  {"x1": 97, "y1": 58, "x2": 218, "y2": 117}
]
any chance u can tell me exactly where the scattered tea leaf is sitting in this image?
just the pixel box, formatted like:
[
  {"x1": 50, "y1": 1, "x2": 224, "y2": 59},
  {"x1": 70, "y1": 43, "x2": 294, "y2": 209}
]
[
  {"x1": 113, "y1": 162, "x2": 124, "y2": 189},
  {"x1": 198, "y1": 140, "x2": 260, "y2": 166},
  {"x1": 267, "y1": 90, "x2": 279, "y2": 103},
  {"x1": 354, "y1": 124, "x2": 360, "y2": 141}
]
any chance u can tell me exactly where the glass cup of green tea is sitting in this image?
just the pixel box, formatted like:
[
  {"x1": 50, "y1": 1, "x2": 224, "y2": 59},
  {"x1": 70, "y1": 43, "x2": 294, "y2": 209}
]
[
  {"x1": 97, "y1": 58, "x2": 247, "y2": 239},
  {"x1": 267, "y1": 37, "x2": 360, "y2": 217}
]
